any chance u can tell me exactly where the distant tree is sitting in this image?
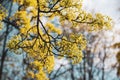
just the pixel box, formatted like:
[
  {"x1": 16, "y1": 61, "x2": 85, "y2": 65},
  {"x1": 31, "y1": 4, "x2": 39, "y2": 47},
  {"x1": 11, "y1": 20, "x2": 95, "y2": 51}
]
[{"x1": 112, "y1": 43, "x2": 120, "y2": 77}]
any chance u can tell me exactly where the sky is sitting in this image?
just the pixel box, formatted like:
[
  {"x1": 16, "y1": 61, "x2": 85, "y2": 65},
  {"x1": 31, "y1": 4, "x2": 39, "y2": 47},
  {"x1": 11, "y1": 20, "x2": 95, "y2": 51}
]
[{"x1": 83, "y1": 0, "x2": 120, "y2": 21}]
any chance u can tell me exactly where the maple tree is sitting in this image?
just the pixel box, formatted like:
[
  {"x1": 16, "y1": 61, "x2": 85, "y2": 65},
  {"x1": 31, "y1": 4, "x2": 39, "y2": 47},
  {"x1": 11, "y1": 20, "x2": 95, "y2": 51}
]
[
  {"x1": 112, "y1": 43, "x2": 120, "y2": 76},
  {"x1": 0, "y1": 0, "x2": 112, "y2": 80}
]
